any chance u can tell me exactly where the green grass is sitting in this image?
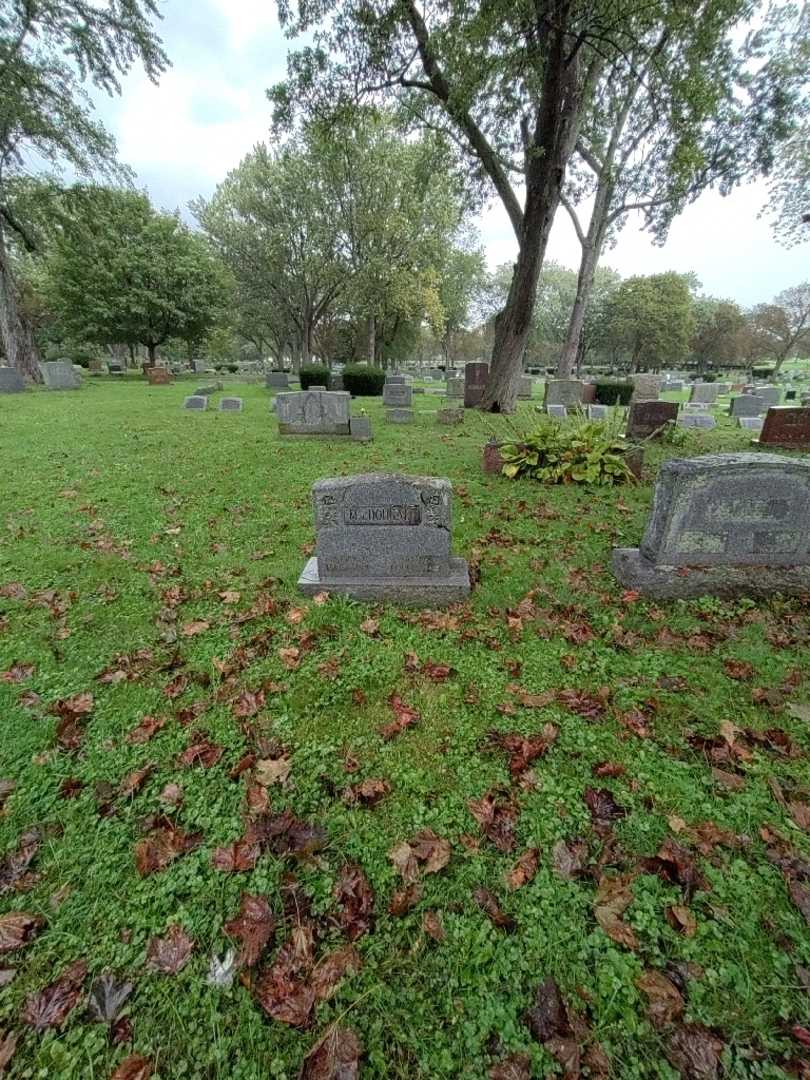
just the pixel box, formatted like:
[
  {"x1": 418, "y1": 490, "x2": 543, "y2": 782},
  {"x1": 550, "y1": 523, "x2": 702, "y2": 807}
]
[{"x1": 0, "y1": 377, "x2": 808, "y2": 1079}]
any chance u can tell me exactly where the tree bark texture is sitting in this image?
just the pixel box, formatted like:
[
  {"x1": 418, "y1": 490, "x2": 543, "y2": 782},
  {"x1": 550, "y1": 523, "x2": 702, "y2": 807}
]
[{"x1": 0, "y1": 221, "x2": 43, "y2": 383}]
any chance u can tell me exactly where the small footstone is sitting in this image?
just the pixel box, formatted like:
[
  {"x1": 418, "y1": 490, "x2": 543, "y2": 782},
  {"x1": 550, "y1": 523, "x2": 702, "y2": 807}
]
[
  {"x1": 350, "y1": 416, "x2": 373, "y2": 441},
  {"x1": 679, "y1": 414, "x2": 716, "y2": 429},
  {"x1": 437, "y1": 407, "x2": 464, "y2": 425},
  {"x1": 219, "y1": 397, "x2": 243, "y2": 412},
  {"x1": 184, "y1": 396, "x2": 208, "y2": 411},
  {"x1": 386, "y1": 408, "x2": 414, "y2": 423}
]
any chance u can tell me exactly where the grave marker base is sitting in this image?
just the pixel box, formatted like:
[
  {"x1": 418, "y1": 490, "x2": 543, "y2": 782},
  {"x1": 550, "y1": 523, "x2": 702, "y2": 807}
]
[
  {"x1": 612, "y1": 549, "x2": 810, "y2": 599},
  {"x1": 298, "y1": 556, "x2": 470, "y2": 605}
]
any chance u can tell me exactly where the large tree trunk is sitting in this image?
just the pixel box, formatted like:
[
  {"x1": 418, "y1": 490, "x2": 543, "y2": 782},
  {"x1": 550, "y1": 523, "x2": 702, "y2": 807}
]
[
  {"x1": 558, "y1": 242, "x2": 598, "y2": 378},
  {"x1": 366, "y1": 314, "x2": 375, "y2": 364},
  {"x1": 0, "y1": 221, "x2": 43, "y2": 383}
]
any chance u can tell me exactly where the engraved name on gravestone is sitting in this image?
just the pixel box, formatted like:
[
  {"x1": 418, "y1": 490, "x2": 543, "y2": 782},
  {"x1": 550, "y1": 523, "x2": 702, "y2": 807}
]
[
  {"x1": 464, "y1": 363, "x2": 489, "y2": 408},
  {"x1": 298, "y1": 473, "x2": 470, "y2": 605},
  {"x1": 626, "y1": 401, "x2": 678, "y2": 439},
  {"x1": 183, "y1": 395, "x2": 208, "y2": 411},
  {"x1": 0, "y1": 368, "x2": 26, "y2": 393},
  {"x1": 612, "y1": 454, "x2": 810, "y2": 598},
  {"x1": 757, "y1": 406, "x2": 810, "y2": 450},
  {"x1": 276, "y1": 390, "x2": 351, "y2": 436}
]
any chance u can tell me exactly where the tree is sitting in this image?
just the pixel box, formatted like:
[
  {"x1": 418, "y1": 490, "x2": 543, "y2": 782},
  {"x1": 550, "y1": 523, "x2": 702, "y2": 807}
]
[
  {"x1": 690, "y1": 298, "x2": 747, "y2": 372},
  {"x1": 272, "y1": 0, "x2": 716, "y2": 411},
  {"x1": 39, "y1": 188, "x2": 229, "y2": 364},
  {"x1": 602, "y1": 272, "x2": 694, "y2": 371},
  {"x1": 747, "y1": 282, "x2": 810, "y2": 372},
  {"x1": 0, "y1": 1, "x2": 167, "y2": 381}
]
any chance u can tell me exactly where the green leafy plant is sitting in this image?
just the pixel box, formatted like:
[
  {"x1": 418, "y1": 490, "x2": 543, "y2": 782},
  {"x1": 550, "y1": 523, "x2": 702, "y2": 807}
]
[
  {"x1": 299, "y1": 363, "x2": 331, "y2": 390},
  {"x1": 342, "y1": 363, "x2": 385, "y2": 396},
  {"x1": 500, "y1": 414, "x2": 636, "y2": 485}
]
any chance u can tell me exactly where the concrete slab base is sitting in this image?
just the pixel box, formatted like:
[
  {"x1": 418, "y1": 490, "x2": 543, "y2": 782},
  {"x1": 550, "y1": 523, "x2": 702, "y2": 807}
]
[
  {"x1": 298, "y1": 557, "x2": 471, "y2": 606},
  {"x1": 612, "y1": 548, "x2": 810, "y2": 599}
]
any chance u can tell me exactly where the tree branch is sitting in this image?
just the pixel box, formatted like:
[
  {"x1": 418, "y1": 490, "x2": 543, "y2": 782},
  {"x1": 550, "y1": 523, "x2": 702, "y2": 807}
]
[{"x1": 559, "y1": 191, "x2": 586, "y2": 246}]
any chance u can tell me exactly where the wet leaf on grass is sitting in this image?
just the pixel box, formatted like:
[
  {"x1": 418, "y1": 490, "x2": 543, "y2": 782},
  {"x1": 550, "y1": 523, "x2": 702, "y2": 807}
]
[
  {"x1": 134, "y1": 823, "x2": 202, "y2": 876},
  {"x1": 389, "y1": 830, "x2": 451, "y2": 883},
  {"x1": 109, "y1": 1054, "x2": 154, "y2": 1080},
  {"x1": 342, "y1": 778, "x2": 390, "y2": 807},
  {"x1": 0, "y1": 912, "x2": 44, "y2": 952},
  {"x1": 254, "y1": 947, "x2": 316, "y2": 1027},
  {"x1": 146, "y1": 924, "x2": 194, "y2": 974},
  {"x1": 0, "y1": 829, "x2": 41, "y2": 893},
  {"x1": 723, "y1": 659, "x2": 754, "y2": 680},
  {"x1": 310, "y1": 945, "x2": 362, "y2": 1000},
  {"x1": 637, "y1": 969, "x2": 685, "y2": 1027},
  {"x1": 468, "y1": 791, "x2": 519, "y2": 853},
  {"x1": 232, "y1": 690, "x2": 265, "y2": 718},
  {"x1": 88, "y1": 973, "x2": 134, "y2": 1023},
  {"x1": 489, "y1": 1053, "x2": 531, "y2": 1080},
  {"x1": 300, "y1": 1025, "x2": 362, "y2": 1079},
  {"x1": 379, "y1": 695, "x2": 421, "y2": 740},
  {"x1": 0, "y1": 969, "x2": 16, "y2": 987},
  {"x1": 224, "y1": 894, "x2": 275, "y2": 967},
  {"x1": 159, "y1": 782, "x2": 183, "y2": 808},
  {"x1": 667, "y1": 905, "x2": 698, "y2": 937},
  {"x1": 0, "y1": 663, "x2": 34, "y2": 683},
  {"x1": 177, "y1": 736, "x2": 224, "y2": 768},
  {"x1": 422, "y1": 910, "x2": 446, "y2": 942},
  {"x1": 641, "y1": 837, "x2": 707, "y2": 901},
  {"x1": 22, "y1": 959, "x2": 87, "y2": 1030},
  {"x1": 388, "y1": 883, "x2": 423, "y2": 916},
  {"x1": 584, "y1": 788, "x2": 628, "y2": 829},
  {"x1": 506, "y1": 848, "x2": 540, "y2": 890},
  {"x1": 125, "y1": 715, "x2": 165, "y2": 745},
  {"x1": 666, "y1": 1024, "x2": 724, "y2": 1079},
  {"x1": 119, "y1": 764, "x2": 155, "y2": 798},
  {"x1": 211, "y1": 839, "x2": 260, "y2": 873},
  {"x1": 334, "y1": 864, "x2": 374, "y2": 940},
  {"x1": 473, "y1": 887, "x2": 516, "y2": 932},
  {"x1": 255, "y1": 756, "x2": 292, "y2": 787},
  {"x1": 789, "y1": 881, "x2": 810, "y2": 925},
  {"x1": 594, "y1": 873, "x2": 639, "y2": 950},
  {"x1": 552, "y1": 838, "x2": 588, "y2": 880},
  {"x1": 0, "y1": 1031, "x2": 17, "y2": 1070},
  {"x1": 181, "y1": 620, "x2": 210, "y2": 637},
  {"x1": 485, "y1": 727, "x2": 558, "y2": 778}
]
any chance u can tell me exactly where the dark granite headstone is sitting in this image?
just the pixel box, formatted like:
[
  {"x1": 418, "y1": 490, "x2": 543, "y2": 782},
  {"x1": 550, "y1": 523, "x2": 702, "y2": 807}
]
[
  {"x1": 626, "y1": 401, "x2": 678, "y2": 439},
  {"x1": 464, "y1": 363, "x2": 489, "y2": 408},
  {"x1": 219, "y1": 397, "x2": 243, "y2": 412},
  {"x1": 757, "y1": 407, "x2": 810, "y2": 450},
  {"x1": 183, "y1": 395, "x2": 208, "y2": 411},
  {"x1": 612, "y1": 453, "x2": 810, "y2": 598},
  {"x1": 0, "y1": 368, "x2": 26, "y2": 393},
  {"x1": 730, "y1": 394, "x2": 766, "y2": 417},
  {"x1": 266, "y1": 372, "x2": 290, "y2": 388},
  {"x1": 298, "y1": 473, "x2": 470, "y2": 605},
  {"x1": 146, "y1": 367, "x2": 172, "y2": 385}
]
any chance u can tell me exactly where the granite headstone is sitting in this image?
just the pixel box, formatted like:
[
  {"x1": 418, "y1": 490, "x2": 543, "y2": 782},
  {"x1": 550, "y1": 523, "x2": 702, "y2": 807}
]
[
  {"x1": 689, "y1": 383, "x2": 719, "y2": 404},
  {"x1": 40, "y1": 361, "x2": 80, "y2": 390},
  {"x1": 0, "y1": 368, "x2": 26, "y2": 393},
  {"x1": 183, "y1": 395, "x2": 208, "y2": 411},
  {"x1": 464, "y1": 363, "x2": 489, "y2": 408},
  {"x1": 757, "y1": 407, "x2": 810, "y2": 450},
  {"x1": 679, "y1": 414, "x2": 717, "y2": 429},
  {"x1": 545, "y1": 380, "x2": 585, "y2": 408},
  {"x1": 730, "y1": 394, "x2": 766, "y2": 417},
  {"x1": 219, "y1": 397, "x2": 243, "y2": 412},
  {"x1": 276, "y1": 390, "x2": 351, "y2": 436},
  {"x1": 626, "y1": 401, "x2": 678, "y2": 439}
]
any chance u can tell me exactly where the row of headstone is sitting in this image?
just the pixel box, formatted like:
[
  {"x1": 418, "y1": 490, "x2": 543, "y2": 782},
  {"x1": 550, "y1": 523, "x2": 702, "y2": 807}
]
[{"x1": 184, "y1": 396, "x2": 244, "y2": 412}]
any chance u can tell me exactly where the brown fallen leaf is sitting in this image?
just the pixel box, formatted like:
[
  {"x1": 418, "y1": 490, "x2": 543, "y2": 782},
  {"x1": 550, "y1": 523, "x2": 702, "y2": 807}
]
[
  {"x1": 0, "y1": 911, "x2": 44, "y2": 953},
  {"x1": 278, "y1": 647, "x2": 301, "y2": 671},
  {"x1": 422, "y1": 910, "x2": 446, "y2": 942},
  {"x1": 300, "y1": 1025, "x2": 362, "y2": 1079},
  {"x1": 126, "y1": 715, "x2": 165, "y2": 745},
  {"x1": 594, "y1": 873, "x2": 639, "y2": 950},
  {"x1": 255, "y1": 756, "x2": 291, "y2": 787},
  {"x1": 789, "y1": 801, "x2": 810, "y2": 832},
  {"x1": 359, "y1": 618, "x2": 379, "y2": 637},
  {"x1": 473, "y1": 887, "x2": 516, "y2": 932},
  {"x1": 119, "y1": 763, "x2": 155, "y2": 798},
  {"x1": 723, "y1": 659, "x2": 754, "y2": 681},
  {"x1": 109, "y1": 1053, "x2": 154, "y2": 1080},
  {"x1": 159, "y1": 782, "x2": 183, "y2": 808},
  {"x1": 552, "y1": 838, "x2": 587, "y2": 880},
  {"x1": 789, "y1": 880, "x2": 810, "y2": 925},
  {"x1": 177, "y1": 737, "x2": 224, "y2": 769},
  {"x1": 224, "y1": 893, "x2": 275, "y2": 968},
  {"x1": 388, "y1": 883, "x2": 423, "y2": 916},
  {"x1": 0, "y1": 663, "x2": 34, "y2": 684},
  {"x1": 181, "y1": 620, "x2": 210, "y2": 637},
  {"x1": 342, "y1": 778, "x2": 390, "y2": 807},
  {"x1": 379, "y1": 694, "x2": 420, "y2": 740},
  {"x1": 489, "y1": 1052, "x2": 531, "y2": 1080},
  {"x1": 0, "y1": 1031, "x2": 18, "y2": 1070},
  {"x1": 211, "y1": 839, "x2": 260, "y2": 873},
  {"x1": 22, "y1": 959, "x2": 87, "y2": 1030},
  {"x1": 637, "y1": 969, "x2": 685, "y2": 1028},
  {"x1": 642, "y1": 837, "x2": 706, "y2": 901},
  {"x1": 468, "y1": 790, "x2": 519, "y2": 853},
  {"x1": 334, "y1": 864, "x2": 374, "y2": 941},
  {"x1": 506, "y1": 847, "x2": 540, "y2": 891},
  {"x1": 666, "y1": 1023, "x2": 724, "y2": 1079},
  {"x1": 667, "y1": 904, "x2": 698, "y2": 938},
  {"x1": 311, "y1": 945, "x2": 362, "y2": 1000},
  {"x1": 146, "y1": 924, "x2": 194, "y2": 975},
  {"x1": 584, "y1": 787, "x2": 627, "y2": 829},
  {"x1": 134, "y1": 823, "x2": 202, "y2": 876},
  {"x1": 88, "y1": 972, "x2": 134, "y2": 1024}
]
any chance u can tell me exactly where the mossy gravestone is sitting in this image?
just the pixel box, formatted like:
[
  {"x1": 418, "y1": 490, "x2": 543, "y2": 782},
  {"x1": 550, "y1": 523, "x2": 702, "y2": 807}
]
[
  {"x1": 298, "y1": 473, "x2": 470, "y2": 605},
  {"x1": 276, "y1": 390, "x2": 351, "y2": 436},
  {"x1": 0, "y1": 368, "x2": 25, "y2": 393},
  {"x1": 612, "y1": 453, "x2": 810, "y2": 598}
]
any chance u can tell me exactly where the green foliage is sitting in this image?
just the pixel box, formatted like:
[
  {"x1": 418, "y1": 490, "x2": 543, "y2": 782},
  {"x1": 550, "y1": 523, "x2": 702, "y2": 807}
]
[
  {"x1": 594, "y1": 381, "x2": 634, "y2": 405},
  {"x1": 602, "y1": 272, "x2": 696, "y2": 371},
  {"x1": 299, "y1": 363, "x2": 331, "y2": 390},
  {"x1": 500, "y1": 415, "x2": 635, "y2": 486},
  {"x1": 342, "y1": 363, "x2": 385, "y2": 397}
]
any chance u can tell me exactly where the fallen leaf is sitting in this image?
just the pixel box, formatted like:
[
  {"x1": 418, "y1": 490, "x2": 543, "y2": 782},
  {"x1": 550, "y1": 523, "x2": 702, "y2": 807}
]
[
  {"x1": 388, "y1": 883, "x2": 423, "y2": 916},
  {"x1": 360, "y1": 618, "x2": 379, "y2": 637},
  {"x1": 22, "y1": 959, "x2": 87, "y2": 1030},
  {"x1": 300, "y1": 1025, "x2": 362, "y2": 1079},
  {"x1": 594, "y1": 873, "x2": 639, "y2": 949},
  {"x1": 524, "y1": 976, "x2": 568, "y2": 1042},
  {"x1": 255, "y1": 756, "x2": 291, "y2": 786},
  {"x1": 666, "y1": 1024, "x2": 724, "y2": 1079},
  {"x1": 119, "y1": 763, "x2": 155, "y2": 798},
  {"x1": 422, "y1": 910, "x2": 446, "y2": 942},
  {"x1": 380, "y1": 695, "x2": 420, "y2": 740},
  {"x1": 219, "y1": 590, "x2": 241, "y2": 604},
  {"x1": 109, "y1": 1054, "x2": 154, "y2": 1080},
  {"x1": 642, "y1": 837, "x2": 706, "y2": 901},
  {"x1": 723, "y1": 659, "x2": 754, "y2": 680},
  {"x1": 789, "y1": 880, "x2": 810, "y2": 925},
  {"x1": 667, "y1": 904, "x2": 698, "y2": 938},
  {"x1": 146, "y1": 924, "x2": 194, "y2": 974},
  {"x1": 584, "y1": 788, "x2": 628, "y2": 829},
  {"x1": 0, "y1": 663, "x2": 34, "y2": 684},
  {"x1": 0, "y1": 1031, "x2": 17, "y2": 1070},
  {"x1": 126, "y1": 715, "x2": 165, "y2": 745},
  {"x1": 311, "y1": 945, "x2": 362, "y2": 1000},
  {"x1": 0, "y1": 969, "x2": 17, "y2": 987},
  {"x1": 468, "y1": 790, "x2": 519, "y2": 852},
  {"x1": 224, "y1": 893, "x2": 275, "y2": 967},
  {"x1": 0, "y1": 911, "x2": 44, "y2": 952},
  {"x1": 177, "y1": 737, "x2": 224, "y2": 768},
  {"x1": 278, "y1": 647, "x2": 301, "y2": 671},
  {"x1": 343, "y1": 778, "x2": 390, "y2": 807},
  {"x1": 786, "y1": 702, "x2": 810, "y2": 723},
  {"x1": 506, "y1": 848, "x2": 540, "y2": 890},
  {"x1": 181, "y1": 620, "x2": 210, "y2": 637},
  {"x1": 211, "y1": 839, "x2": 260, "y2": 873},
  {"x1": 789, "y1": 801, "x2": 810, "y2": 832},
  {"x1": 232, "y1": 689, "x2": 265, "y2": 718},
  {"x1": 334, "y1": 864, "x2": 374, "y2": 940},
  {"x1": 552, "y1": 838, "x2": 587, "y2": 880},
  {"x1": 637, "y1": 969, "x2": 685, "y2": 1027},
  {"x1": 473, "y1": 887, "x2": 516, "y2": 932},
  {"x1": 711, "y1": 767, "x2": 745, "y2": 792},
  {"x1": 159, "y1": 782, "x2": 183, "y2": 808},
  {"x1": 134, "y1": 823, "x2": 202, "y2": 876},
  {"x1": 88, "y1": 973, "x2": 134, "y2": 1023},
  {"x1": 489, "y1": 1053, "x2": 531, "y2": 1080}
]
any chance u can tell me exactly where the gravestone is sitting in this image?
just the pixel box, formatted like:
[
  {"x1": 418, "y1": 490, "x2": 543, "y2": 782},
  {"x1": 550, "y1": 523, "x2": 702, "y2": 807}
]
[
  {"x1": 350, "y1": 416, "x2": 372, "y2": 441},
  {"x1": 517, "y1": 376, "x2": 533, "y2": 399},
  {"x1": 309, "y1": 385, "x2": 327, "y2": 391},
  {"x1": 668, "y1": 379, "x2": 685, "y2": 392},
  {"x1": 277, "y1": 390, "x2": 351, "y2": 436},
  {"x1": 587, "y1": 404, "x2": 609, "y2": 421},
  {"x1": 191, "y1": 359, "x2": 207, "y2": 374},
  {"x1": 730, "y1": 394, "x2": 766, "y2": 417},
  {"x1": 446, "y1": 377, "x2": 464, "y2": 399},
  {"x1": 88, "y1": 359, "x2": 105, "y2": 375},
  {"x1": 413, "y1": 387, "x2": 425, "y2": 394},
  {"x1": 715, "y1": 383, "x2": 731, "y2": 395},
  {"x1": 684, "y1": 402, "x2": 710, "y2": 412},
  {"x1": 146, "y1": 367, "x2": 172, "y2": 386},
  {"x1": 612, "y1": 453, "x2": 810, "y2": 598},
  {"x1": 183, "y1": 396, "x2": 208, "y2": 411},
  {"x1": 738, "y1": 416, "x2": 763, "y2": 431},
  {"x1": 464, "y1": 363, "x2": 489, "y2": 408},
  {"x1": 679, "y1": 414, "x2": 717, "y2": 429},
  {"x1": 267, "y1": 372, "x2": 289, "y2": 389},
  {"x1": 195, "y1": 384, "x2": 222, "y2": 396},
  {"x1": 581, "y1": 383, "x2": 597, "y2": 405},
  {"x1": 437, "y1": 407, "x2": 464, "y2": 425},
  {"x1": 40, "y1": 361, "x2": 80, "y2": 390},
  {"x1": 544, "y1": 380, "x2": 585, "y2": 408},
  {"x1": 626, "y1": 401, "x2": 678, "y2": 439},
  {"x1": 756, "y1": 407, "x2": 810, "y2": 450},
  {"x1": 386, "y1": 375, "x2": 406, "y2": 385},
  {"x1": 386, "y1": 408, "x2": 414, "y2": 424},
  {"x1": 108, "y1": 361, "x2": 125, "y2": 375},
  {"x1": 331, "y1": 375, "x2": 344, "y2": 392},
  {"x1": 631, "y1": 374, "x2": 662, "y2": 402},
  {"x1": 219, "y1": 397, "x2": 243, "y2": 412},
  {"x1": 0, "y1": 368, "x2": 26, "y2": 393},
  {"x1": 756, "y1": 385, "x2": 782, "y2": 406},
  {"x1": 383, "y1": 383, "x2": 413, "y2": 408},
  {"x1": 689, "y1": 383, "x2": 719, "y2": 404},
  {"x1": 546, "y1": 404, "x2": 567, "y2": 419},
  {"x1": 298, "y1": 473, "x2": 470, "y2": 605}
]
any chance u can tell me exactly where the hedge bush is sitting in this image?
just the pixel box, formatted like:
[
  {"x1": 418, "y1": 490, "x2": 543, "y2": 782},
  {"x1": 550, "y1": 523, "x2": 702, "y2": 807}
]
[
  {"x1": 342, "y1": 363, "x2": 386, "y2": 397},
  {"x1": 594, "y1": 381, "x2": 634, "y2": 405},
  {"x1": 299, "y1": 364, "x2": 331, "y2": 390}
]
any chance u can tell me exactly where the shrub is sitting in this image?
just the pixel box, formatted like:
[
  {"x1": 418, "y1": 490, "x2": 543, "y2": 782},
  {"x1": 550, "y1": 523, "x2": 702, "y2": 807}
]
[
  {"x1": 342, "y1": 363, "x2": 386, "y2": 397},
  {"x1": 594, "y1": 381, "x2": 633, "y2": 405},
  {"x1": 299, "y1": 364, "x2": 331, "y2": 390},
  {"x1": 500, "y1": 414, "x2": 635, "y2": 486}
]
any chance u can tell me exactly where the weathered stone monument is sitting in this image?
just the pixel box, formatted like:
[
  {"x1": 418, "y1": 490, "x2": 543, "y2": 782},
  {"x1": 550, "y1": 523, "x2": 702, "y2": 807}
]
[
  {"x1": 730, "y1": 394, "x2": 766, "y2": 417},
  {"x1": 631, "y1": 374, "x2": 662, "y2": 402},
  {"x1": 464, "y1": 363, "x2": 489, "y2": 408},
  {"x1": 738, "y1": 416, "x2": 763, "y2": 432},
  {"x1": 386, "y1": 375, "x2": 406, "y2": 385},
  {"x1": 626, "y1": 401, "x2": 678, "y2": 439},
  {"x1": 276, "y1": 390, "x2": 351, "y2": 436},
  {"x1": 437, "y1": 407, "x2": 464, "y2": 425},
  {"x1": 679, "y1": 414, "x2": 717, "y2": 430},
  {"x1": 40, "y1": 361, "x2": 81, "y2": 390},
  {"x1": 350, "y1": 416, "x2": 372, "y2": 441},
  {"x1": 756, "y1": 407, "x2": 810, "y2": 450},
  {"x1": 587, "y1": 404, "x2": 609, "y2": 421},
  {"x1": 267, "y1": 372, "x2": 290, "y2": 389},
  {"x1": 219, "y1": 397, "x2": 243, "y2": 412},
  {"x1": 546, "y1": 404, "x2": 567, "y2": 419},
  {"x1": 446, "y1": 377, "x2": 464, "y2": 399},
  {"x1": 544, "y1": 380, "x2": 585, "y2": 409},
  {"x1": 517, "y1": 376, "x2": 533, "y2": 400},
  {"x1": 183, "y1": 395, "x2": 208, "y2": 411},
  {"x1": 383, "y1": 382, "x2": 414, "y2": 423},
  {"x1": 689, "y1": 383, "x2": 719, "y2": 404},
  {"x1": 756, "y1": 386, "x2": 782, "y2": 407},
  {"x1": 0, "y1": 368, "x2": 26, "y2": 393},
  {"x1": 298, "y1": 473, "x2": 470, "y2": 605},
  {"x1": 612, "y1": 454, "x2": 810, "y2": 598},
  {"x1": 146, "y1": 367, "x2": 172, "y2": 386}
]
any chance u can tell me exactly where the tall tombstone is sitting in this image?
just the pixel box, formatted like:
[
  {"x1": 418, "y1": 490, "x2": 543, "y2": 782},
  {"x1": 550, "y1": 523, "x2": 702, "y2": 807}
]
[
  {"x1": 757, "y1": 407, "x2": 810, "y2": 450},
  {"x1": 517, "y1": 376, "x2": 533, "y2": 399},
  {"x1": 612, "y1": 453, "x2": 810, "y2": 598},
  {"x1": 626, "y1": 401, "x2": 679, "y2": 439},
  {"x1": 729, "y1": 394, "x2": 766, "y2": 417},
  {"x1": 298, "y1": 473, "x2": 470, "y2": 605},
  {"x1": 446, "y1": 377, "x2": 464, "y2": 399},
  {"x1": 689, "y1": 383, "x2": 719, "y2": 404},
  {"x1": 266, "y1": 372, "x2": 290, "y2": 389},
  {"x1": 464, "y1": 363, "x2": 489, "y2": 408},
  {"x1": 631, "y1": 374, "x2": 662, "y2": 402},
  {"x1": 756, "y1": 385, "x2": 782, "y2": 406},
  {"x1": 0, "y1": 368, "x2": 26, "y2": 393},
  {"x1": 544, "y1": 380, "x2": 586, "y2": 408},
  {"x1": 40, "y1": 361, "x2": 81, "y2": 390},
  {"x1": 276, "y1": 390, "x2": 351, "y2": 436}
]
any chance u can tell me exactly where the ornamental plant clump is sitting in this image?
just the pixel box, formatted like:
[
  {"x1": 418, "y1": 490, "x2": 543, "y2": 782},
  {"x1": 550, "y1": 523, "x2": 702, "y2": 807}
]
[{"x1": 500, "y1": 414, "x2": 635, "y2": 486}]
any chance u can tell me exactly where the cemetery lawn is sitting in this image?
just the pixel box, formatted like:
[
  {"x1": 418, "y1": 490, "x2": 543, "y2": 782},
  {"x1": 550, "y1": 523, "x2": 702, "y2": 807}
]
[{"x1": 1, "y1": 378, "x2": 809, "y2": 1080}]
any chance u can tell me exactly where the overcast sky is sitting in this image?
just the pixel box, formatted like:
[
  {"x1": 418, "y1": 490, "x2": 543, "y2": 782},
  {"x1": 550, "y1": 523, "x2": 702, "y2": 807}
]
[{"x1": 90, "y1": 0, "x2": 808, "y2": 309}]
